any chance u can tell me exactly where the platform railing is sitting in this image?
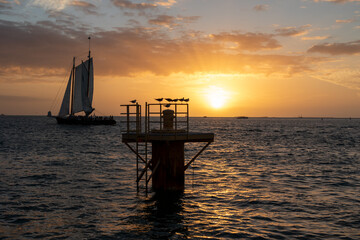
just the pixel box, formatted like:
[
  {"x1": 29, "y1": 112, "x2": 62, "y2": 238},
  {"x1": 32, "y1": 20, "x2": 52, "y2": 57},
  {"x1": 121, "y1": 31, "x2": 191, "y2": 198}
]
[
  {"x1": 145, "y1": 102, "x2": 189, "y2": 136},
  {"x1": 120, "y1": 103, "x2": 141, "y2": 136}
]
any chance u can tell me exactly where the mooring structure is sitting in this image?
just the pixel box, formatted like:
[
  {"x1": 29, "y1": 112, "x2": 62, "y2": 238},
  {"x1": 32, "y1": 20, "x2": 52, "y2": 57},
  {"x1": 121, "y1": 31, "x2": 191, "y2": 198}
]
[{"x1": 120, "y1": 101, "x2": 214, "y2": 192}]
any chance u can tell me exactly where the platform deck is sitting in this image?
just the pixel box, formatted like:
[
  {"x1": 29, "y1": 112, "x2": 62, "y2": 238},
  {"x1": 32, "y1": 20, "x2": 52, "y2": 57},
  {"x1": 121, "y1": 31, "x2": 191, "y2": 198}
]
[{"x1": 122, "y1": 131, "x2": 214, "y2": 143}]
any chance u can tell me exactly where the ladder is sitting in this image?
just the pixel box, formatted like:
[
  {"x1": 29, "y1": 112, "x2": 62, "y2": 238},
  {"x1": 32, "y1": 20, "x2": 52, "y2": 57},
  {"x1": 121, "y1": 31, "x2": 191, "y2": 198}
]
[{"x1": 120, "y1": 103, "x2": 150, "y2": 192}]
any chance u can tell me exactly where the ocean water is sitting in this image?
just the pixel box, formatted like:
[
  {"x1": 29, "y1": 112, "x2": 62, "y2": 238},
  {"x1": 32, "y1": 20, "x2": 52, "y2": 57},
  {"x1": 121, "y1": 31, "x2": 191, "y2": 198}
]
[{"x1": 0, "y1": 116, "x2": 359, "y2": 239}]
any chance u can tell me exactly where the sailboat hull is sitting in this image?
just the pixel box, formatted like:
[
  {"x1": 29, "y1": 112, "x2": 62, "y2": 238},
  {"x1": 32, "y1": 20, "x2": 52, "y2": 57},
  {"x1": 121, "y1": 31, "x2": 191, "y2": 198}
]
[{"x1": 56, "y1": 116, "x2": 116, "y2": 125}]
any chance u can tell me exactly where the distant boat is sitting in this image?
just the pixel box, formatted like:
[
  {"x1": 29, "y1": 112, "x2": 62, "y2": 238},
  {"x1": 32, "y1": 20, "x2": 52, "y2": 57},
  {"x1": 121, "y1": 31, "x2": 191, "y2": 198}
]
[
  {"x1": 236, "y1": 116, "x2": 248, "y2": 119},
  {"x1": 53, "y1": 38, "x2": 115, "y2": 125}
]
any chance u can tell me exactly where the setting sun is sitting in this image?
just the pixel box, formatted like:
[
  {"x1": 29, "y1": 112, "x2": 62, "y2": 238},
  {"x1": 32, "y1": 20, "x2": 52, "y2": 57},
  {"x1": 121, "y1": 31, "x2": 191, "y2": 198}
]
[{"x1": 206, "y1": 86, "x2": 229, "y2": 109}]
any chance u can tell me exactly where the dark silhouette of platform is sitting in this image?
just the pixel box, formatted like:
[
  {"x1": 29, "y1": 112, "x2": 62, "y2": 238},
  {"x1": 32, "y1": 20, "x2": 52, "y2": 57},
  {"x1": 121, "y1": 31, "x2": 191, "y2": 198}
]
[
  {"x1": 121, "y1": 102, "x2": 214, "y2": 192},
  {"x1": 122, "y1": 131, "x2": 214, "y2": 143}
]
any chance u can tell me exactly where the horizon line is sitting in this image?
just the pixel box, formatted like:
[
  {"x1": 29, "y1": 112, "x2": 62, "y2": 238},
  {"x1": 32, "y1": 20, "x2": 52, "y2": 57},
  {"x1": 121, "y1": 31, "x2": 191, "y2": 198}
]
[{"x1": 1, "y1": 114, "x2": 359, "y2": 119}]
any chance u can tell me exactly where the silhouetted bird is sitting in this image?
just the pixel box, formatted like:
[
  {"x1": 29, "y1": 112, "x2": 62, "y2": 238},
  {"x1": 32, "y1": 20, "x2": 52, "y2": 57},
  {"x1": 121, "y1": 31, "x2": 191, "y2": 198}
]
[
  {"x1": 130, "y1": 99, "x2": 137, "y2": 104},
  {"x1": 179, "y1": 97, "x2": 185, "y2": 102},
  {"x1": 173, "y1": 99, "x2": 178, "y2": 102},
  {"x1": 155, "y1": 98, "x2": 163, "y2": 102},
  {"x1": 165, "y1": 98, "x2": 173, "y2": 102},
  {"x1": 164, "y1": 104, "x2": 171, "y2": 108},
  {"x1": 184, "y1": 98, "x2": 189, "y2": 102}
]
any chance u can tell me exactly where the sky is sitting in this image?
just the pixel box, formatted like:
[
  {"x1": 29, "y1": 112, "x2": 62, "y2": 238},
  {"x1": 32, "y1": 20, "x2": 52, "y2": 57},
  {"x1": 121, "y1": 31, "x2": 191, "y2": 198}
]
[{"x1": 0, "y1": 0, "x2": 359, "y2": 117}]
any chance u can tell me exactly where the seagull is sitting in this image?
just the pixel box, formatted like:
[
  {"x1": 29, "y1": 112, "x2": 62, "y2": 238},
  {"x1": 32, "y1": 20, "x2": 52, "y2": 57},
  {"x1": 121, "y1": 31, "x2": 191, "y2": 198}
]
[
  {"x1": 164, "y1": 104, "x2": 171, "y2": 108},
  {"x1": 173, "y1": 99, "x2": 178, "y2": 102},
  {"x1": 155, "y1": 98, "x2": 163, "y2": 102},
  {"x1": 184, "y1": 98, "x2": 189, "y2": 102},
  {"x1": 179, "y1": 97, "x2": 185, "y2": 102},
  {"x1": 130, "y1": 99, "x2": 137, "y2": 104},
  {"x1": 165, "y1": 98, "x2": 173, "y2": 102}
]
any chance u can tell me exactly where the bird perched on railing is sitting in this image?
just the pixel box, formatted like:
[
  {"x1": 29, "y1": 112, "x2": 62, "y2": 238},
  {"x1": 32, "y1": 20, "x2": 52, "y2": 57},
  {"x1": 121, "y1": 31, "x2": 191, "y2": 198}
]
[
  {"x1": 130, "y1": 99, "x2": 137, "y2": 104},
  {"x1": 155, "y1": 98, "x2": 163, "y2": 102},
  {"x1": 179, "y1": 97, "x2": 185, "y2": 102},
  {"x1": 165, "y1": 98, "x2": 173, "y2": 102},
  {"x1": 173, "y1": 99, "x2": 178, "y2": 102},
  {"x1": 184, "y1": 98, "x2": 189, "y2": 102}
]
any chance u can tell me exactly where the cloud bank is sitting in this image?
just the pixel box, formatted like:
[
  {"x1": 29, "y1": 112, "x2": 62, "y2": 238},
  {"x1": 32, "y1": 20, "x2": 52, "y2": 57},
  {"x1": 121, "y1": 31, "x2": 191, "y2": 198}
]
[
  {"x1": 0, "y1": 20, "x2": 327, "y2": 81},
  {"x1": 308, "y1": 40, "x2": 360, "y2": 55}
]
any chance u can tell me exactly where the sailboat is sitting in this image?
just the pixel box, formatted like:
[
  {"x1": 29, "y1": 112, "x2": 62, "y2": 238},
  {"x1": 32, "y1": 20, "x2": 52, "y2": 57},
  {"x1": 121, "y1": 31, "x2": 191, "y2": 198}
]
[{"x1": 55, "y1": 37, "x2": 116, "y2": 125}]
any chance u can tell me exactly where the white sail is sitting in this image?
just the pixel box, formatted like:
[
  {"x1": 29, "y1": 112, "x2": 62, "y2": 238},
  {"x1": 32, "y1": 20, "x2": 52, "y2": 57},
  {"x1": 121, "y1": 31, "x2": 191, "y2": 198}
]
[
  {"x1": 81, "y1": 58, "x2": 93, "y2": 115},
  {"x1": 72, "y1": 63, "x2": 84, "y2": 114},
  {"x1": 72, "y1": 59, "x2": 93, "y2": 115},
  {"x1": 58, "y1": 73, "x2": 72, "y2": 117},
  {"x1": 88, "y1": 58, "x2": 94, "y2": 106}
]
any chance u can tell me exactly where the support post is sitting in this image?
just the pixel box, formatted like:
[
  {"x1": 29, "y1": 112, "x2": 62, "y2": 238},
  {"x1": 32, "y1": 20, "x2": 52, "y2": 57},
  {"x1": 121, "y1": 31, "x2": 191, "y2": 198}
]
[{"x1": 152, "y1": 141, "x2": 185, "y2": 191}]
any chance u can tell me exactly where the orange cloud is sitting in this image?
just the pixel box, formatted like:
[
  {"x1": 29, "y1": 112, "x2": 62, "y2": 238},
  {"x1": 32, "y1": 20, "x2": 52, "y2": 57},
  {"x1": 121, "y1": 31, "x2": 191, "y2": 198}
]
[
  {"x1": 70, "y1": 1, "x2": 93, "y2": 7},
  {"x1": 308, "y1": 40, "x2": 360, "y2": 55},
  {"x1": 155, "y1": 0, "x2": 177, "y2": 7},
  {"x1": 302, "y1": 36, "x2": 329, "y2": 40},
  {"x1": 336, "y1": 19, "x2": 354, "y2": 23},
  {"x1": 149, "y1": 15, "x2": 177, "y2": 27},
  {"x1": 275, "y1": 25, "x2": 311, "y2": 37},
  {"x1": 148, "y1": 15, "x2": 200, "y2": 28},
  {"x1": 0, "y1": 0, "x2": 11, "y2": 5},
  {"x1": 0, "y1": 66, "x2": 65, "y2": 83},
  {"x1": 209, "y1": 32, "x2": 281, "y2": 51},
  {"x1": 253, "y1": 4, "x2": 269, "y2": 11},
  {"x1": 111, "y1": 0, "x2": 156, "y2": 10},
  {"x1": 30, "y1": 0, "x2": 71, "y2": 11},
  {"x1": 69, "y1": 0, "x2": 97, "y2": 14}
]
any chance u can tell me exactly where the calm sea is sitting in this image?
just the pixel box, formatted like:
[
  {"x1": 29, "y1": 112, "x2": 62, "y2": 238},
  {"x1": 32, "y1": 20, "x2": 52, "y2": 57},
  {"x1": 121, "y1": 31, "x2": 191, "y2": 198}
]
[{"x1": 0, "y1": 116, "x2": 359, "y2": 239}]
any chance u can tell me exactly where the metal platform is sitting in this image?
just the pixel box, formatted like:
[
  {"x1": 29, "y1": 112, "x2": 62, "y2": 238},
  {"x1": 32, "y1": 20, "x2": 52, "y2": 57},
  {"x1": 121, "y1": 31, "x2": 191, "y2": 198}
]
[
  {"x1": 120, "y1": 102, "x2": 214, "y2": 192},
  {"x1": 122, "y1": 131, "x2": 214, "y2": 143}
]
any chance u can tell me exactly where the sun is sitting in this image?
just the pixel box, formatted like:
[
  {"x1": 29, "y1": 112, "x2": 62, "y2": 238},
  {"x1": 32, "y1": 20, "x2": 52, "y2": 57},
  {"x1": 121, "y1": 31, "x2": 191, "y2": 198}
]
[{"x1": 206, "y1": 86, "x2": 229, "y2": 109}]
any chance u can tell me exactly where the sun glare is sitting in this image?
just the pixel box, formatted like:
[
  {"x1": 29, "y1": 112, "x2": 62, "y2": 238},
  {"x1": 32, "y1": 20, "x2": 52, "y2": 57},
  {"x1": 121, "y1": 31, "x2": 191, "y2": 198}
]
[{"x1": 206, "y1": 86, "x2": 229, "y2": 109}]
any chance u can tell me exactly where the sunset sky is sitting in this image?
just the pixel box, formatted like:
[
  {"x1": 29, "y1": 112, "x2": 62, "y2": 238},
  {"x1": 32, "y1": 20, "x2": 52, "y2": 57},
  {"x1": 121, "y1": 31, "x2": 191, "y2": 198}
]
[{"x1": 0, "y1": 0, "x2": 359, "y2": 117}]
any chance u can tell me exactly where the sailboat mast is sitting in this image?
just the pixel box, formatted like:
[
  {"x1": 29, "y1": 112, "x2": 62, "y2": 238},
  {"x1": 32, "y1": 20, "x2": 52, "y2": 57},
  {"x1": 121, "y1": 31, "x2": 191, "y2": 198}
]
[
  {"x1": 70, "y1": 57, "x2": 75, "y2": 115},
  {"x1": 87, "y1": 36, "x2": 91, "y2": 97}
]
